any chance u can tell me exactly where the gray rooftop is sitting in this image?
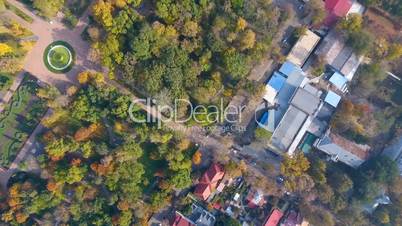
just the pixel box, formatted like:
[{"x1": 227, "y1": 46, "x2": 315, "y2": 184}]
[
  {"x1": 315, "y1": 30, "x2": 361, "y2": 81},
  {"x1": 271, "y1": 106, "x2": 308, "y2": 152},
  {"x1": 316, "y1": 132, "x2": 370, "y2": 168},
  {"x1": 273, "y1": 68, "x2": 307, "y2": 126},
  {"x1": 189, "y1": 204, "x2": 216, "y2": 226},
  {"x1": 290, "y1": 88, "x2": 321, "y2": 115}
]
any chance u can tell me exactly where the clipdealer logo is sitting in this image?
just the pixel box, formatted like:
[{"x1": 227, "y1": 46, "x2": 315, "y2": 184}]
[{"x1": 128, "y1": 98, "x2": 247, "y2": 129}]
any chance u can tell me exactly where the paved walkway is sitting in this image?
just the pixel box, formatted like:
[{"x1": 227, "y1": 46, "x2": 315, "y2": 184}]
[{"x1": 5, "y1": 0, "x2": 101, "y2": 92}]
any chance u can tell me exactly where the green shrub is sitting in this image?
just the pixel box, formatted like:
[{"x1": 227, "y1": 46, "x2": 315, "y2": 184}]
[
  {"x1": 62, "y1": 9, "x2": 78, "y2": 29},
  {"x1": 0, "y1": 74, "x2": 11, "y2": 90},
  {"x1": 4, "y1": 1, "x2": 34, "y2": 23}
]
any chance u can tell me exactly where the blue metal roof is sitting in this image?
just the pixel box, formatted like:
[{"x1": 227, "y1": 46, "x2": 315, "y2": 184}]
[
  {"x1": 267, "y1": 72, "x2": 286, "y2": 92},
  {"x1": 279, "y1": 61, "x2": 302, "y2": 77},
  {"x1": 259, "y1": 112, "x2": 269, "y2": 125},
  {"x1": 329, "y1": 72, "x2": 347, "y2": 90},
  {"x1": 324, "y1": 90, "x2": 342, "y2": 108}
]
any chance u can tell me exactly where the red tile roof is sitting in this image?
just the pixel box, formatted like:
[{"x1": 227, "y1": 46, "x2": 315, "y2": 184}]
[
  {"x1": 329, "y1": 133, "x2": 371, "y2": 160},
  {"x1": 324, "y1": 0, "x2": 352, "y2": 26},
  {"x1": 264, "y1": 209, "x2": 284, "y2": 226},
  {"x1": 171, "y1": 212, "x2": 195, "y2": 226},
  {"x1": 194, "y1": 163, "x2": 225, "y2": 200}
]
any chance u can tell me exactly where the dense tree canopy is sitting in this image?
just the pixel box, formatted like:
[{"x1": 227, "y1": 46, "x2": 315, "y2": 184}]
[
  {"x1": 89, "y1": 0, "x2": 283, "y2": 109},
  {"x1": 0, "y1": 74, "x2": 194, "y2": 225}
]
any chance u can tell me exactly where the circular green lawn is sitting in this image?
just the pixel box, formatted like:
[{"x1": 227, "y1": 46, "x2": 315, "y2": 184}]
[{"x1": 43, "y1": 41, "x2": 75, "y2": 73}]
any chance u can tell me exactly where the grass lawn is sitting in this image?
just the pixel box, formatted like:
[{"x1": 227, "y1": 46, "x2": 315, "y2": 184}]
[
  {"x1": 140, "y1": 142, "x2": 167, "y2": 194},
  {"x1": 0, "y1": 74, "x2": 47, "y2": 168},
  {"x1": 48, "y1": 46, "x2": 71, "y2": 69},
  {"x1": 43, "y1": 41, "x2": 75, "y2": 73}
]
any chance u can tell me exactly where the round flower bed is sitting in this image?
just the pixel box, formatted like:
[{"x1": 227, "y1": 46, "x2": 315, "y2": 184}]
[{"x1": 43, "y1": 41, "x2": 75, "y2": 73}]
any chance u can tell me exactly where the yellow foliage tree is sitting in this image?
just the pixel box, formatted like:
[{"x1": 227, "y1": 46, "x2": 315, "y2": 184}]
[
  {"x1": 77, "y1": 71, "x2": 90, "y2": 84},
  {"x1": 177, "y1": 138, "x2": 191, "y2": 151},
  {"x1": 15, "y1": 212, "x2": 29, "y2": 224},
  {"x1": 240, "y1": 29, "x2": 256, "y2": 50},
  {"x1": 113, "y1": 0, "x2": 128, "y2": 8},
  {"x1": 67, "y1": 85, "x2": 78, "y2": 96},
  {"x1": 92, "y1": 0, "x2": 114, "y2": 29},
  {"x1": 182, "y1": 21, "x2": 199, "y2": 37},
  {"x1": 42, "y1": 109, "x2": 67, "y2": 128},
  {"x1": 1, "y1": 210, "x2": 14, "y2": 222},
  {"x1": 236, "y1": 17, "x2": 247, "y2": 31},
  {"x1": 0, "y1": 43, "x2": 13, "y2": 57},
  {"x1": 10, "y1": 22, "x2": 27, "y2": 37},
  {"x1": 387, "y1": 43, "x2": 402, "y2": 61},
  {"x1": 77, "y1": 71, "x2": 105, "y2": 84},
  {"x1": 20, "y1": 41, "x2": 35, "y2": 52}
]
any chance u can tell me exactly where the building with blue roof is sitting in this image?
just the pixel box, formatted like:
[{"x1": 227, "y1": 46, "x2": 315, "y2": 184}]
[
  {"x1": 263, "y1": 72, "x2": 287, "y2": 104},
  {"x1": 324, "y1": 91, "x2": 342, "y2": 108},
  {"x1": 329, "y1": 71, "x2": 348, "y2": 93},
  {"x1": 267, "y1": 72, "x2": 286, "y2": 91},
  {"x1": 279, "y1": 61, "x2": 303, "y2": 77}
]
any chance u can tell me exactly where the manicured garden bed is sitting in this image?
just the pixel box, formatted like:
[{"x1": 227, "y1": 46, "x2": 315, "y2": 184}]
[
  {"x1": 0, "y1": 74, "x2": 47, "y2": 168},
  {"x1": 4, "y1": 0, "x2": 34, "y2": 23},
  {"x1": 43, "y1": 40, "x2": 75, "y2": 73}
]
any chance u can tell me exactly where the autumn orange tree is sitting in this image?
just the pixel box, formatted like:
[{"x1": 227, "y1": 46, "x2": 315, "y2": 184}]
[
  {"x1": 192, "y1": 150, "x2": 202, "y2": 165},
  {"x1": 74, "y1": 123, "x2": 100, "y2": 141}
]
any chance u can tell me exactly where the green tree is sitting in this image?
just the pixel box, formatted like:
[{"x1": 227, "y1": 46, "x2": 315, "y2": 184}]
[
  {"x1": 329, "y1": 171, "x2": 353, "y2": 194},
  {"x1": 111, "y1": 95, "x2": 131, "y2": 119},
  {"x1": 316, "y1": 184, "x2": 334, "y2": 204},
  {"x1": 66, "y1": 165, "x2": 88, "y2": 184},
  {"x1": 329, "y1": 194, "x2": 348, "y2": 212},
  {"x1": 150, "y1": 191, "x2": 171, "y2": 210},
  {"x1": 337, "y1": 14, "x2": 363, "y2": 33},
  {"x1": 346, "y1": 30, "x2": 372, "y2": 56},
  {"x1": 223, "y1": 50, "x2": 250, "y2": 79},
  {"x1": 156, "y1": 0, "x2": 179, "y2": 24},
  {"x1": 300, "y1": 202, "x2": 335, "y2": 226},
  {"x1": 372, "y1": 206, "x2": 390, "y2": 225},
  {"x1": 45, "y1": 138, "x2": 79, "y2": 160},
  {"x1": 307, "y1": 0, "x2": 326, "y2": 26},
  {"x1": 307, "y1": 155, "x2": 327, "y2": 185},
  {"x1": 33, "y1": 0, "x2": 64, "y2": 18},
  {"x1": 281, "y1": 153, "x2": 312, "y2": 192},
  {"x1": 167, "y1": 169, "x2": 192, "y2": 189},
  {"x1": 387, "y1": 43, "x2": 402, "y2": 61},
  {"x1": 216, "y1": 214, "x2": 241, "y2": 226}
]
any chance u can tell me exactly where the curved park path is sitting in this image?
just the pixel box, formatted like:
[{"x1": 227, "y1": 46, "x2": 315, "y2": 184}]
[{"x1": 4, "y1": 0, "x2": 101, "y2": 91}]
